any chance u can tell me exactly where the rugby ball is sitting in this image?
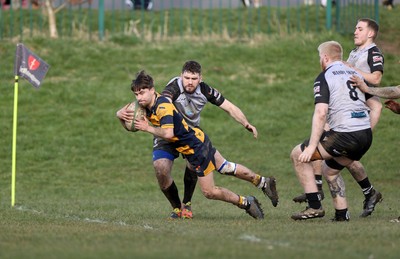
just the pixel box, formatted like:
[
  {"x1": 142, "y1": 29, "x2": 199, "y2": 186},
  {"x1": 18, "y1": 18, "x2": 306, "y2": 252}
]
[{"x1": 125, "y1": 101, "x2": 146, "y2": 132}]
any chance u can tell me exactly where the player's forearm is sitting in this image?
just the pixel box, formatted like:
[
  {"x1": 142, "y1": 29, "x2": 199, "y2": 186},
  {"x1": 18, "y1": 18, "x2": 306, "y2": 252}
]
[
  {"x1": 309, "y1": 118, "x2": 325, "y2": 150},
  {"x1": 221, "y1": 100, "x2": 250, "y2": 127},
  {"x1": 146, "y1": 126, "x2": 174, "y2": 140},
  {"x1": 232, "y1": 110, "x2": 250, "y2": 128},
  {"x1": 366, "y1": 86, "x2": 400, "y2": 99},
  {"x1": 356, "y1": 70, "x2": 382, "y2": 86},
  {"x1": 309, "y1": 105, "x2": 327, "y2": 149}
]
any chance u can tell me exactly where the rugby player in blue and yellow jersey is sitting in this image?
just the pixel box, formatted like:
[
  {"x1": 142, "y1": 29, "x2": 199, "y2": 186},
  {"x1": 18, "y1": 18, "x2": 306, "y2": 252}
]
[
  {"x1": 129, "y1": 70, "x2": 265, "y2": 219},
  {"x1": 118, "y1": 62, "x2": 278, "y2": 219}
]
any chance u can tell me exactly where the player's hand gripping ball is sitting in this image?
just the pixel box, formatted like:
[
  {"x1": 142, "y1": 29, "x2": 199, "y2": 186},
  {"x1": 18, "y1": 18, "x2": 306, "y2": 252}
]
[{"x1": 125, "y1": 101, "x2": 146, "y2": 132}]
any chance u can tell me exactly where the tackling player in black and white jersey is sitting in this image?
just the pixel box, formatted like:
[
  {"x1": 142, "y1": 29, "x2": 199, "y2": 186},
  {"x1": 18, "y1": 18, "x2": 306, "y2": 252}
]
[
  {"x1": 291, "y1": 41, "x2": 373, "y2": 221},
  {"x1": 152, "y1": 61, "x2": 277, "y2": 219},
  {"x1": 293, "y1": 18, "x2": 384, "y2": 218}
]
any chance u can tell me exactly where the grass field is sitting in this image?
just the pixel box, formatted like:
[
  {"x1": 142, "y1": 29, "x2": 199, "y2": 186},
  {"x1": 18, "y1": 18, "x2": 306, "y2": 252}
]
[{"x1": 0, "y1": 7, "x2": 400, "y2": 259}]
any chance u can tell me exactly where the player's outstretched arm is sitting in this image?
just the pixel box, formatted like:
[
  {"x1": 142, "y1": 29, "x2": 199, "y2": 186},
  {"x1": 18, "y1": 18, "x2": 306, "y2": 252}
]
[
  {"x1": 351, "y1": 75, "x2": 400, "y2": 99},
  {"x1": 219, "y1": 99, "x2": 258, "y2": 138}
]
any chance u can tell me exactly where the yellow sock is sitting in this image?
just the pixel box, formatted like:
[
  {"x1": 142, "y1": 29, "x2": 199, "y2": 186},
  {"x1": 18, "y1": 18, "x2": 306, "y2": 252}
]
[
  {"x1": 238, "y1": 195, "x2": 246, "y2": 207},
  {"x1": 252, "y1": 174, "x2": 261, "y2": 186}
]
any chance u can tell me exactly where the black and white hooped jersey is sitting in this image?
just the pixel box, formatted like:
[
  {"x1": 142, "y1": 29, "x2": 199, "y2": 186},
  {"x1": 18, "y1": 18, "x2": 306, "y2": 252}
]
[
  {"x1": 161, "y1": 77, "x2": 225, "y2": 127},
  {"x1": 347, "y1": 43, "x2": 384, "y2": 85},
  {"x1": 313, "y1": 61, "x2": 371, "y2": 133}
]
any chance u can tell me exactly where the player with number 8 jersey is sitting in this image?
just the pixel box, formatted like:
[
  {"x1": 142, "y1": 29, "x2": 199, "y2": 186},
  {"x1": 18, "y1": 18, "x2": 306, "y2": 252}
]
[{"x1": 314, "y1": 63, "x2": 371, "y2": 132}]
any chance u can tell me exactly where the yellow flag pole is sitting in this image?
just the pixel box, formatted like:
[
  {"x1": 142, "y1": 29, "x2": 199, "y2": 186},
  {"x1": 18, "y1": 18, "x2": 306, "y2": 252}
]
[{"x1": 11, "y1": 75, "x2": 19, "y2": 207}]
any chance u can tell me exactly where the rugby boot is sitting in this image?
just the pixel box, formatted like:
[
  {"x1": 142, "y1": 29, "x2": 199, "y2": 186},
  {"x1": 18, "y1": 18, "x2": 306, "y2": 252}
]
[
  {"x1": 259, "y1": 176, "x2": 279, "y2": 207},
  {"x1": 291, "y1": 207, "x2": 325, "y2": 220},
  {"x1": 244, "y1": 196, "x2": 264, "y2": 219},
  {"x1": 360, "y1": 189, "x2": 383, "y2": 217},
  {"x1": 181, "y1": 202, "x2": 193, "y2": 219},
  {"x1": 168, "y1": 208, "x2": 182, "y2": 220}
]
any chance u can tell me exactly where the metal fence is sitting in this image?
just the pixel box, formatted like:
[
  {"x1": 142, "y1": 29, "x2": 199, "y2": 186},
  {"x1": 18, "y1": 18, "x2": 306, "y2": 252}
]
[{"x1": 0, "y1": 0, "x2": 379, "y2": 41}]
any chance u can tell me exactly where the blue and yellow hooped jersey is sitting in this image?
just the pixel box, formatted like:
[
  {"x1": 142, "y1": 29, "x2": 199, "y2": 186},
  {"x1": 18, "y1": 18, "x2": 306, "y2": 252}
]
[{"x1": 146, "y1": 93, "x2": 205, "y2": 155}]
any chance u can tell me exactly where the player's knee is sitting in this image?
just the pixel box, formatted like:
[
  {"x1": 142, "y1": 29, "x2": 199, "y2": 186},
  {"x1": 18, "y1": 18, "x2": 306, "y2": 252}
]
[
  {"x1": 290, "y1": 145, "x2": 302, "y2": 160},
  {"x1": 217, "y1": 160, "x2": 237, "y2": 175},
  {"x1": 346, "y1": 161, "x2": 364, "y2": 173},
  {"x1": 201, "y1": 188, "x2": 216, "y2": 200},
  {"x1": 153, "y1": 158, "x2": 173, "y2": 173}
]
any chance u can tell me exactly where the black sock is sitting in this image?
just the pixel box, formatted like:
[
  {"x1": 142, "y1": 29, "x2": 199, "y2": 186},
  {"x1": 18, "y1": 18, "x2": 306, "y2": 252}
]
[
  {"x1": 306, "y1": 192, "x2": 322, "y2": 209},
  {"x1": 162, "y1": 181, "x2": 181, "y2": 209},
  {"x1": 315, "y1": 175, "x2": 323, "y2": 191},
  {"x1": 182, "y1": 166, "x2": 198, "y2": 204},
  {"x1": 358, "y1": 177, "x2": 373, "y2": 196},
  {"x1": 335, "y1": 208, "x2": 349, "y2": 220}
]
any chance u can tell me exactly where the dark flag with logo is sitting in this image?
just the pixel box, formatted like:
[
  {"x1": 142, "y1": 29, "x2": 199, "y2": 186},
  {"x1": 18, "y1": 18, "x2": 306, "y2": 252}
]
[{"x1": 14, "y1": 43, "x2": 50, "y2": 88}]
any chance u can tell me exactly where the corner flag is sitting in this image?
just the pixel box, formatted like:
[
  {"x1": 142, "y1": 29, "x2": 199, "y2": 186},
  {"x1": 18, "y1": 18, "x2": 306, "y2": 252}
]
[
  {"x1": 11, "y1": 44, "x2": 50, "y2": 206},
  {"x1": 14, "y1": 43, "x2": 50, "y2": 88}
]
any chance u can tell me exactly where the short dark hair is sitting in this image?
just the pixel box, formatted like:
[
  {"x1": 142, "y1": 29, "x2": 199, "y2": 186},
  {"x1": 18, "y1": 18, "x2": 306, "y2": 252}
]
[
  {"x1": 358, "y1": 18, "x2": 379, "y2": 39},
  {"x1": 131, "y1": 70, "x2": 154, "y2": 92},
  {"x1": 182, "y1": 60, "x2": 202, "y2": 75}
]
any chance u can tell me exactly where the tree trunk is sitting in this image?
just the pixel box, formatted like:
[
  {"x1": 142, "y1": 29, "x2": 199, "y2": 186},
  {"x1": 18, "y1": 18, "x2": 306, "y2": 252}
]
[
  {"x1": 11, "y1": 0, "x2": 20, "y2": 9},
  {"x1": 44, "y1": 0, "x2": 58, "y2": 38}
]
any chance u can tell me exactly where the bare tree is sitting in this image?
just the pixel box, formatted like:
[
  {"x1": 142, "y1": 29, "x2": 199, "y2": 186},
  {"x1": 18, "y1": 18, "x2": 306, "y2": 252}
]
[
  {"x1": 11, "y1": 0, "x2": 21, "y2": 9},
  {"x1": 40, "y1": 0, "x2": 92, "y2": 38}
]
